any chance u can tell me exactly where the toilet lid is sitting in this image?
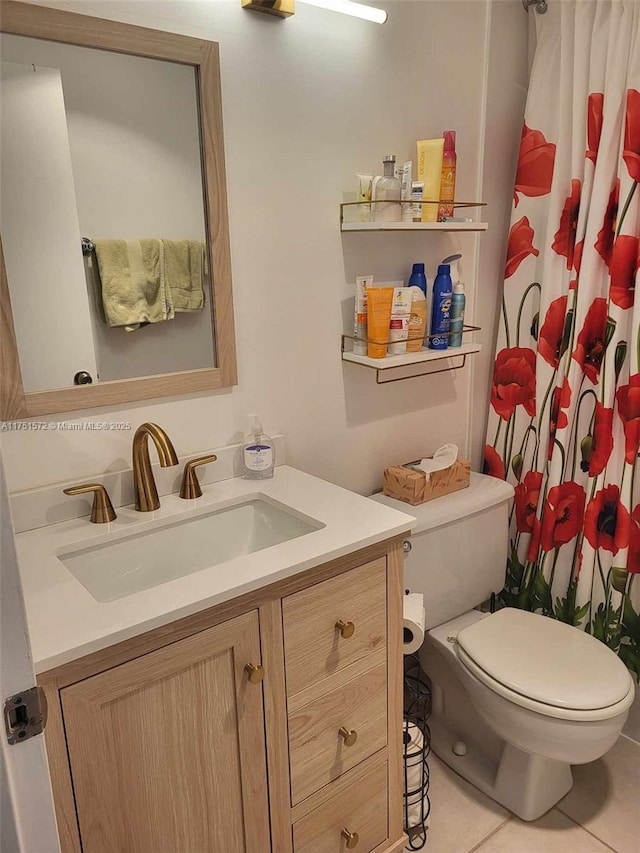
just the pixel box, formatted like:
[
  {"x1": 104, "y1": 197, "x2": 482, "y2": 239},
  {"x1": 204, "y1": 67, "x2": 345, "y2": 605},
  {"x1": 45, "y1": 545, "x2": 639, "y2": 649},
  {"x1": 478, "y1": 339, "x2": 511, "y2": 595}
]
[{"x1": 456, "y1": 608, "x2": 632, "y2": 711}]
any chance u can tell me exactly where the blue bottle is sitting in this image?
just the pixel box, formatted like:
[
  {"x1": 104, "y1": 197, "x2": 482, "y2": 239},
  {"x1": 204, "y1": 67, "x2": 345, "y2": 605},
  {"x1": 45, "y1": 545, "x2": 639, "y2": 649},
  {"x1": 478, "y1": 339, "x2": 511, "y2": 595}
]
[
  {"x1": 407, "y1": 262, "x2": 427, "y2": 296},
  {"x1": 429, "y1": 264, "x2": 453, "y2": 350}
]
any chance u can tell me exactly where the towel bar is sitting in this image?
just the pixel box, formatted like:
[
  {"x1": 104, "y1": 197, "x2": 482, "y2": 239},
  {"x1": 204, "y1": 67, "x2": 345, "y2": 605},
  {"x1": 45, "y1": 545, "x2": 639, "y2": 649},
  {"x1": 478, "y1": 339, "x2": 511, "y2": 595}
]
[{"x1": 81, "y1": 237, "x2": 94, "y2": 256}]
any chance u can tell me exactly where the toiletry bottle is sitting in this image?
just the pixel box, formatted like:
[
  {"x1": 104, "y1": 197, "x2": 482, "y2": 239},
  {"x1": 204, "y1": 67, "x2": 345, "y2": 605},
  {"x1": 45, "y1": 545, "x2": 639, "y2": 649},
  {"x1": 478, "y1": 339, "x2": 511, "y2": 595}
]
[
  {"x1": 444, "y1": 254, "x2": 464, "y2": 347},
  {"x1": 388, "y1": 287, "x2": 413, "y2": 355},
  {"x1": 374, "y1": 154, "x2": 401, "y2": 222},
  {"x1": 449, "y1": 282, "x2": 465, "y2": 347},
  {"x1": 438, "y1": 131, "x2": 457, "y2": 221},
  {"x1": 411, "y1": 181, "x2": 425, "y2": 222},
  {"x1": 353, "y1": 274, "x2": 373, "y2": 355},
  {"x1": 398, "y1": 161, "x2": 413, "y2": 222},
  {"x1": 406, "y1": 286, "x2": 427, "y2": 353},
  {"x1": 407, "y1": 263, "x2": 427, "y2": 296},
  {"x1": 241, "y1": 415, "x2": 275, "y2": 479},
  {"x1": 417, "y1": 138, "x2": 444, "y2": 222},
  {"x1": 429, "y1": 264, "x2": 453, "y2": 350},
  {"x1": 367, "y1": 287, "x2": 394, "y2": 358},
  {"x1": 356, "y1": 173, "x2": 373, "y2": 222}
]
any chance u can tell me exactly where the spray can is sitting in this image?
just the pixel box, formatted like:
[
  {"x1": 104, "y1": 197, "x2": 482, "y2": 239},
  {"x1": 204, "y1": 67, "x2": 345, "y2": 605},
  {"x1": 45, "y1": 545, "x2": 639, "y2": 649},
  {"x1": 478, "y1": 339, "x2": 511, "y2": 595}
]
[{"x1": 428, "y1": 264, "x2": 453, "y2": 350}]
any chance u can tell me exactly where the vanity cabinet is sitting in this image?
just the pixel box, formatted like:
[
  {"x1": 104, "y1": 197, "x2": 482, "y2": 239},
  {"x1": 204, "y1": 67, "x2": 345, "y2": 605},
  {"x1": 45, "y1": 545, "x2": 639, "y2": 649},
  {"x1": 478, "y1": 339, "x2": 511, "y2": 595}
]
[{"x1": 38, "y1": 539, "x2": 405, "y2": 853}]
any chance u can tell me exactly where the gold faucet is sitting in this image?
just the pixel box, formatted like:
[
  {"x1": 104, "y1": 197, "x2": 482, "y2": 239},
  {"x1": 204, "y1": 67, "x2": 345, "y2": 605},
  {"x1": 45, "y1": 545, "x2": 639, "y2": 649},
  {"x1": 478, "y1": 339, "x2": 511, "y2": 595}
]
[{"x1": 132, "y1": 423, "x2": 179, "y2": 511}]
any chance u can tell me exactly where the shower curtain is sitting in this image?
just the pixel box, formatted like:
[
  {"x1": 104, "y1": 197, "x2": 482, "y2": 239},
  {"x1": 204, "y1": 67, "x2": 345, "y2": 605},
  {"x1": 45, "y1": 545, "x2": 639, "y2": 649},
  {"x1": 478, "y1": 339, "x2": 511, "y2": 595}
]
[{"x1": 484, "y1": 0, "x2": 640, "y2": 677}]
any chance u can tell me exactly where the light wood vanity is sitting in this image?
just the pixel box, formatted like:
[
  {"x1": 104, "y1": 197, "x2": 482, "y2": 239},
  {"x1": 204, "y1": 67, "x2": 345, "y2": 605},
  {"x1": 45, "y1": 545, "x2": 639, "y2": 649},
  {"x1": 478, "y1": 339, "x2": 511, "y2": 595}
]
[{"x1": 38, "y1": 538, "x2": 406, "y2": 853}]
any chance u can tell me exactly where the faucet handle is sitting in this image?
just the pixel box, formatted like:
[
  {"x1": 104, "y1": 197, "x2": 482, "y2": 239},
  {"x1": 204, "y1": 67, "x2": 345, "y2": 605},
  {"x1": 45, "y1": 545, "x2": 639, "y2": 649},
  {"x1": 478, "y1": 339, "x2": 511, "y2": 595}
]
[
  {"x1": 179, "y1": 455, "x2": 217, "y2": 499},
  {"x1": 63, "y1": 483, "x2": 117, "y2": 523}
]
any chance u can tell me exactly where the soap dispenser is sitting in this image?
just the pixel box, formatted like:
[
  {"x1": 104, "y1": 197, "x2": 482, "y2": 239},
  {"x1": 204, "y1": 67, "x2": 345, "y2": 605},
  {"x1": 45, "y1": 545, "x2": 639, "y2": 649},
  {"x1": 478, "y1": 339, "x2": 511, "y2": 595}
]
[{"x1": 241, "y1": 415, "x2": 275, "y2": 479}]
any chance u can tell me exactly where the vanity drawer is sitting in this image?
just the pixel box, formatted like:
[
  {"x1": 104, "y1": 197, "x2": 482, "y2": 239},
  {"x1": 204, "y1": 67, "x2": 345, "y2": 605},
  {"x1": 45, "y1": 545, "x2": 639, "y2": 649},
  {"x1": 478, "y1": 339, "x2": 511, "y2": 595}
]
[
  {"x1": 283, "y1": 558, "x2": 387, "y2": 697},
  {"x1": 292, "y1": 760, "x2": 388, "y2": 853},
  {"x1": 288, "y1": 661, "x2": 387, "y2": 805}
]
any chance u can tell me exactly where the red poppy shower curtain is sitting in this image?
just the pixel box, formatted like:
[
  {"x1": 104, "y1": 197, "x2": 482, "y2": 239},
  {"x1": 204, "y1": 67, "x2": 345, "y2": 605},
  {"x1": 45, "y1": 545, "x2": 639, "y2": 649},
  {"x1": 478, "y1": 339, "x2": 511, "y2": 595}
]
[{"x1": 484, "y1": 0, "x2": 640, "y2": 677}]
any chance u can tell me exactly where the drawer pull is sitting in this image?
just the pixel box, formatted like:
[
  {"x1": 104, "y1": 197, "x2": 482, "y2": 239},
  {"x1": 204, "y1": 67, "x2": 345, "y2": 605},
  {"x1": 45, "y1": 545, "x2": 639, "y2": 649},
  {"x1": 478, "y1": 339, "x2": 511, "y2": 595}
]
[
  {"x1": 244, "y1": 663, "x2": 264, "y2": 684},
  {"x1": 338, "y1": 726, "x2": 358, "y2": 747},
  {"x1": 341, "y1": 828, "x2": 360, "y2": 848},
  {"x1": 335, "y1": 619, "x2": 355, "y2": 639}
]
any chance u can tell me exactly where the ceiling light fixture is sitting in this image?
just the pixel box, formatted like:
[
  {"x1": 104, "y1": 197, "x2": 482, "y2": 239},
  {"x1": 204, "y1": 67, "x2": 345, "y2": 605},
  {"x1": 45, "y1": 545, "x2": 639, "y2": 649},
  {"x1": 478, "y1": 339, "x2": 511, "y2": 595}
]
[{"x1": 300, "y1": 0, "x2": 388, "y2": 25}]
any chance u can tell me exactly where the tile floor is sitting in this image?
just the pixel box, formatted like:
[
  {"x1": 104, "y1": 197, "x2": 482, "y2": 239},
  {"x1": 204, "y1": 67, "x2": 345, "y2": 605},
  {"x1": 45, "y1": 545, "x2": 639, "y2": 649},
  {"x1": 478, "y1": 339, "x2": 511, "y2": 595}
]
[{"x1": 421, "y1": 734, "x2": 639, "y2": 853}]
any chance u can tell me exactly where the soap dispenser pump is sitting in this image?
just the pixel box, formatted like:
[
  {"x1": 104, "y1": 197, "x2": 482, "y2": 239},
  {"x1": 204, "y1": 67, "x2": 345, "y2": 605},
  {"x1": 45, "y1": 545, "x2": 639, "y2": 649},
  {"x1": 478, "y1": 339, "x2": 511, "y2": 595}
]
[{"x1": 241, "y1": 415, "x2": 275, "y2": 479}]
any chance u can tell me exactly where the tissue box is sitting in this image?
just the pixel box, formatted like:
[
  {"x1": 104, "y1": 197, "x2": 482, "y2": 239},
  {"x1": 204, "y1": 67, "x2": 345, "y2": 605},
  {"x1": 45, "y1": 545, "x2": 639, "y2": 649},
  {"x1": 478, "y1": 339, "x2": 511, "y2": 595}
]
[{"x1": 383, "y1": 458, "x2": 471, "y2": 505}]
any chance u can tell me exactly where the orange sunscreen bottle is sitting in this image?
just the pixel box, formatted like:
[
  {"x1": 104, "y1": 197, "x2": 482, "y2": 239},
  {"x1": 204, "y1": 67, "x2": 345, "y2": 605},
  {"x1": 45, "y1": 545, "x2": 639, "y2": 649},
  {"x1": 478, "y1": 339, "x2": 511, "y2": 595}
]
[{"x1": 366, "y1": 287, "x2": 394, "y2": 358}]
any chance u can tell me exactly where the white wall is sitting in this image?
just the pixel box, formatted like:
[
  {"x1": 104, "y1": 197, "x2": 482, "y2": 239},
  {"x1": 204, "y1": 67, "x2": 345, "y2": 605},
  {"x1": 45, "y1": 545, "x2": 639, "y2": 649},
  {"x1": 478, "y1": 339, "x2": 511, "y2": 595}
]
[{"x1": 2, "y1": 0, "x2": 525, "y2": 501}]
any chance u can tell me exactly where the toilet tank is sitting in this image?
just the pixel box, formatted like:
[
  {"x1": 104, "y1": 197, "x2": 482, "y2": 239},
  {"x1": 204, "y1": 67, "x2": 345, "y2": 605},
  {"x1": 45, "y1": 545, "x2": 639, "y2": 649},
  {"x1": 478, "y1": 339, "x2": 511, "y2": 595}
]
[{"x1": 371, "y1": 473, "x2": 514, "y2": 630}]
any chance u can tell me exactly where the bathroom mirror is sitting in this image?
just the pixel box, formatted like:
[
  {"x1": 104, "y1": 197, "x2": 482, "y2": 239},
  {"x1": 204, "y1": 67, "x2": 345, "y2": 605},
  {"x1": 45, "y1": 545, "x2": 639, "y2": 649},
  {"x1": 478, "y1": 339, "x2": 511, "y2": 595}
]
[{"x1": 0, "y1": 1, "x2": 237, "y2": 420}]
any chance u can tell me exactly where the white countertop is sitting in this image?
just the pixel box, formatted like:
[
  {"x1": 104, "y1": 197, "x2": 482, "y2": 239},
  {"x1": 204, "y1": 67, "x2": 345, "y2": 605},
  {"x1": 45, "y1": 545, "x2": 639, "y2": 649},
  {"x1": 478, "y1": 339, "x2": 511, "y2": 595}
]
[{"x1": 16, "y1": 467, "x2": 415, "y2": 673}]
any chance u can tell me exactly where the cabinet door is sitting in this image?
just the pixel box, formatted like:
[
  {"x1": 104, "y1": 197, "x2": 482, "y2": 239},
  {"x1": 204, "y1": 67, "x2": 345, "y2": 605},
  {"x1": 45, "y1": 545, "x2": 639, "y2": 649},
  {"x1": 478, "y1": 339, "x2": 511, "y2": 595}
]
[{"x1": 61, "y1": 610, "x2": 271, "y2": 853}]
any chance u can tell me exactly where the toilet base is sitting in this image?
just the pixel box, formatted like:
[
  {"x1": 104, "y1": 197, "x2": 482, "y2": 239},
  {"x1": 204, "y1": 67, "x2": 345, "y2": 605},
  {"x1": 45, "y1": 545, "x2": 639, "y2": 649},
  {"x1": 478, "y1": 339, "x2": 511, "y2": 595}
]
[{"x1": 429, "y1": 716, "x2": 574, "y2": 821}]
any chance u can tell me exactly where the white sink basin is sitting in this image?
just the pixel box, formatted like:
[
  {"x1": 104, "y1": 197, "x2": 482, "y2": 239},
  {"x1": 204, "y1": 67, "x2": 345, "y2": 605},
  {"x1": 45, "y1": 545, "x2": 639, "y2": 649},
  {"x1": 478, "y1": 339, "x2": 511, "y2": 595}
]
[{"x1": 58, "y1": 497, "x2": 323, "y2": 602}]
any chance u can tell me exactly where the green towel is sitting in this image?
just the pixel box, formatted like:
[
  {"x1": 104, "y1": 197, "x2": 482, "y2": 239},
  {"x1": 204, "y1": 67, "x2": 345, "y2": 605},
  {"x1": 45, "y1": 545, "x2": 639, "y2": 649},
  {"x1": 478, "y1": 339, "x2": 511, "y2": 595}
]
[
  {"x1": 162, "y1": 240, "x2": 205, "y2": 313},
  {"x1": 94, "y1": 239, "x2": 174, "y2": 331}
]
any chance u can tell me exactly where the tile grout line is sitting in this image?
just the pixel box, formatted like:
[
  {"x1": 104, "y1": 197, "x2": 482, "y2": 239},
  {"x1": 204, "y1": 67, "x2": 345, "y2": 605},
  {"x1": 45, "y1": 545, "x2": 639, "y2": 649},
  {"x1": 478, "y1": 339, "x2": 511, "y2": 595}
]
[
  {"x1": 555, "y1": 806, "x2": 621, "y2": 853},
  {"x1": 464, "y1": 815, "x2": 513, "y2": 853},
  {"x1": 468, "y1": 805, "x2": 621, "y2": 853}
]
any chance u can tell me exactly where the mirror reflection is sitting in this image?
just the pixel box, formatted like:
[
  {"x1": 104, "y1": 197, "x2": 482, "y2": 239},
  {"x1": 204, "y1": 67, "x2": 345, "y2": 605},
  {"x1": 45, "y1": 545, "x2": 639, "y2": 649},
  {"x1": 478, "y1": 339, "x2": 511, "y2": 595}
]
[{"x1": 0, "y1": 34, "x2": 215, "y2": 393}]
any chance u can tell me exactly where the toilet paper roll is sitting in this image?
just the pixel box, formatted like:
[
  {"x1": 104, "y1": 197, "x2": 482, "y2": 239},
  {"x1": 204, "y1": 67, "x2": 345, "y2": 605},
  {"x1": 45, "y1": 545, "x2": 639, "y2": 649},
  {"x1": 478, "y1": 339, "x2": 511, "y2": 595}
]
[
  {"x1": 403, "y1": 721, "x2": 430, "y2": 830},
  {"x1": 403, "y1": 592, "x2": 425, "y2": 655}
]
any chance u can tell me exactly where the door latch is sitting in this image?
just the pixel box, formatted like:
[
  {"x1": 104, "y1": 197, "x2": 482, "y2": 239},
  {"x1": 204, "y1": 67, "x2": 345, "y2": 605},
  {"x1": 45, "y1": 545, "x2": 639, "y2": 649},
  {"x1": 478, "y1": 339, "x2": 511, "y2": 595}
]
[{"x1": 4, "y1": 686, "x2": 47, "y2": 745}]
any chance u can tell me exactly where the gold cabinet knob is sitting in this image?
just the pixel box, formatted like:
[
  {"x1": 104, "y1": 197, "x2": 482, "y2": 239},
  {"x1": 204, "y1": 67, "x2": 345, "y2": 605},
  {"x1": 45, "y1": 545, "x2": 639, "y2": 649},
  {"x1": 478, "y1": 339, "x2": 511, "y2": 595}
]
[
  {"x1": 339, "y1": 726, "x2": 358, "y2": 747},
  {"x1": 335, "y1": 619, "x2": 355, "y2": 639},
  {"x1": 244, "y1": 663, "x2": 265, "y2": 684},
  {"x1": 63, "y1": 483, "x2": 116, "y2": 524},
  {"x1": 341, "y1": 828, "x2": 359, "y2": 848}
]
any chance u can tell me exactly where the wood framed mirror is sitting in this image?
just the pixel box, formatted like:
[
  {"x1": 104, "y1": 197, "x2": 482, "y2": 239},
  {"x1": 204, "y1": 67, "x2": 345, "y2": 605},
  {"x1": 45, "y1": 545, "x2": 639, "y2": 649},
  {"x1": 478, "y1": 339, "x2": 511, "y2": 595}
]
[{"x1": 0, "y1": 0, "x2": 237, "y2": 420}]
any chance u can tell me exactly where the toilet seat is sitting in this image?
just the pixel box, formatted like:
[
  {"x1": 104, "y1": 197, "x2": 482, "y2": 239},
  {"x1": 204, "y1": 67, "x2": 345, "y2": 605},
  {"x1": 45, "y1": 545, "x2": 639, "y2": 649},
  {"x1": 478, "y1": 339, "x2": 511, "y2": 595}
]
[{"x1": 455, "y1": 608, "x2": 635, "y2": 722}]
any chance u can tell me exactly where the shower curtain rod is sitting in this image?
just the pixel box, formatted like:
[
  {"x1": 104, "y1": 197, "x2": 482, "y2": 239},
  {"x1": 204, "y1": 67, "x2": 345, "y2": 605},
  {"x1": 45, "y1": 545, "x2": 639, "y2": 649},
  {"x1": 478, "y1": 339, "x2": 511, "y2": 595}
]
[{"x1": 522, "y1": 0, "x2": 548, "y2": 13}]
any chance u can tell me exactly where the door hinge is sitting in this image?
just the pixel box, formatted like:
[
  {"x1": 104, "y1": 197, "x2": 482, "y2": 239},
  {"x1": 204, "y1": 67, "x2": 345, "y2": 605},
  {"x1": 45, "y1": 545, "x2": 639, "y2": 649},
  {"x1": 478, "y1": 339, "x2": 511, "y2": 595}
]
[{"x1": 4, "y1": 686, "x2": 48, "y2": 745}]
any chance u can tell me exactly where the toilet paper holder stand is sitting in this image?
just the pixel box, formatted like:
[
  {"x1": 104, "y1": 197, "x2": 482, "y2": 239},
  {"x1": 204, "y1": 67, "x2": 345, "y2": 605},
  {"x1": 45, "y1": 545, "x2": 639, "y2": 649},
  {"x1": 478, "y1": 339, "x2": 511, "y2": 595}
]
[{"x1": 403, "y1": 653, "x2": 432, "y2": 850}]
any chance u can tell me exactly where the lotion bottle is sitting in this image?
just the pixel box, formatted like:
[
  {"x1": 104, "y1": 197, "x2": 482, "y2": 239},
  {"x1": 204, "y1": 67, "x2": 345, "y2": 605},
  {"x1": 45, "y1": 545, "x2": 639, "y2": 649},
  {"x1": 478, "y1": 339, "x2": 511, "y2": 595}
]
[
  {"x1": 241, "y1": 415, "x2": 275, "y2": 479},
  {"x1": 406, "y1": 286, "x2": 427, "y2": 353},
  {"x1": 353, "y1": 274, "x2": 373, "y2": 355}
]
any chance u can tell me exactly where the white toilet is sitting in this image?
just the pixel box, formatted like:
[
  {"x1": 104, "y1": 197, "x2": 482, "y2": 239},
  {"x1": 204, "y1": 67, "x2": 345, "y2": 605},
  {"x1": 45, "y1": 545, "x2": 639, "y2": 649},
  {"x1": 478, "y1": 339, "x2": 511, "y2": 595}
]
[{"x1": 372, "y1": 472, "x2": 635, "y2": 821}]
